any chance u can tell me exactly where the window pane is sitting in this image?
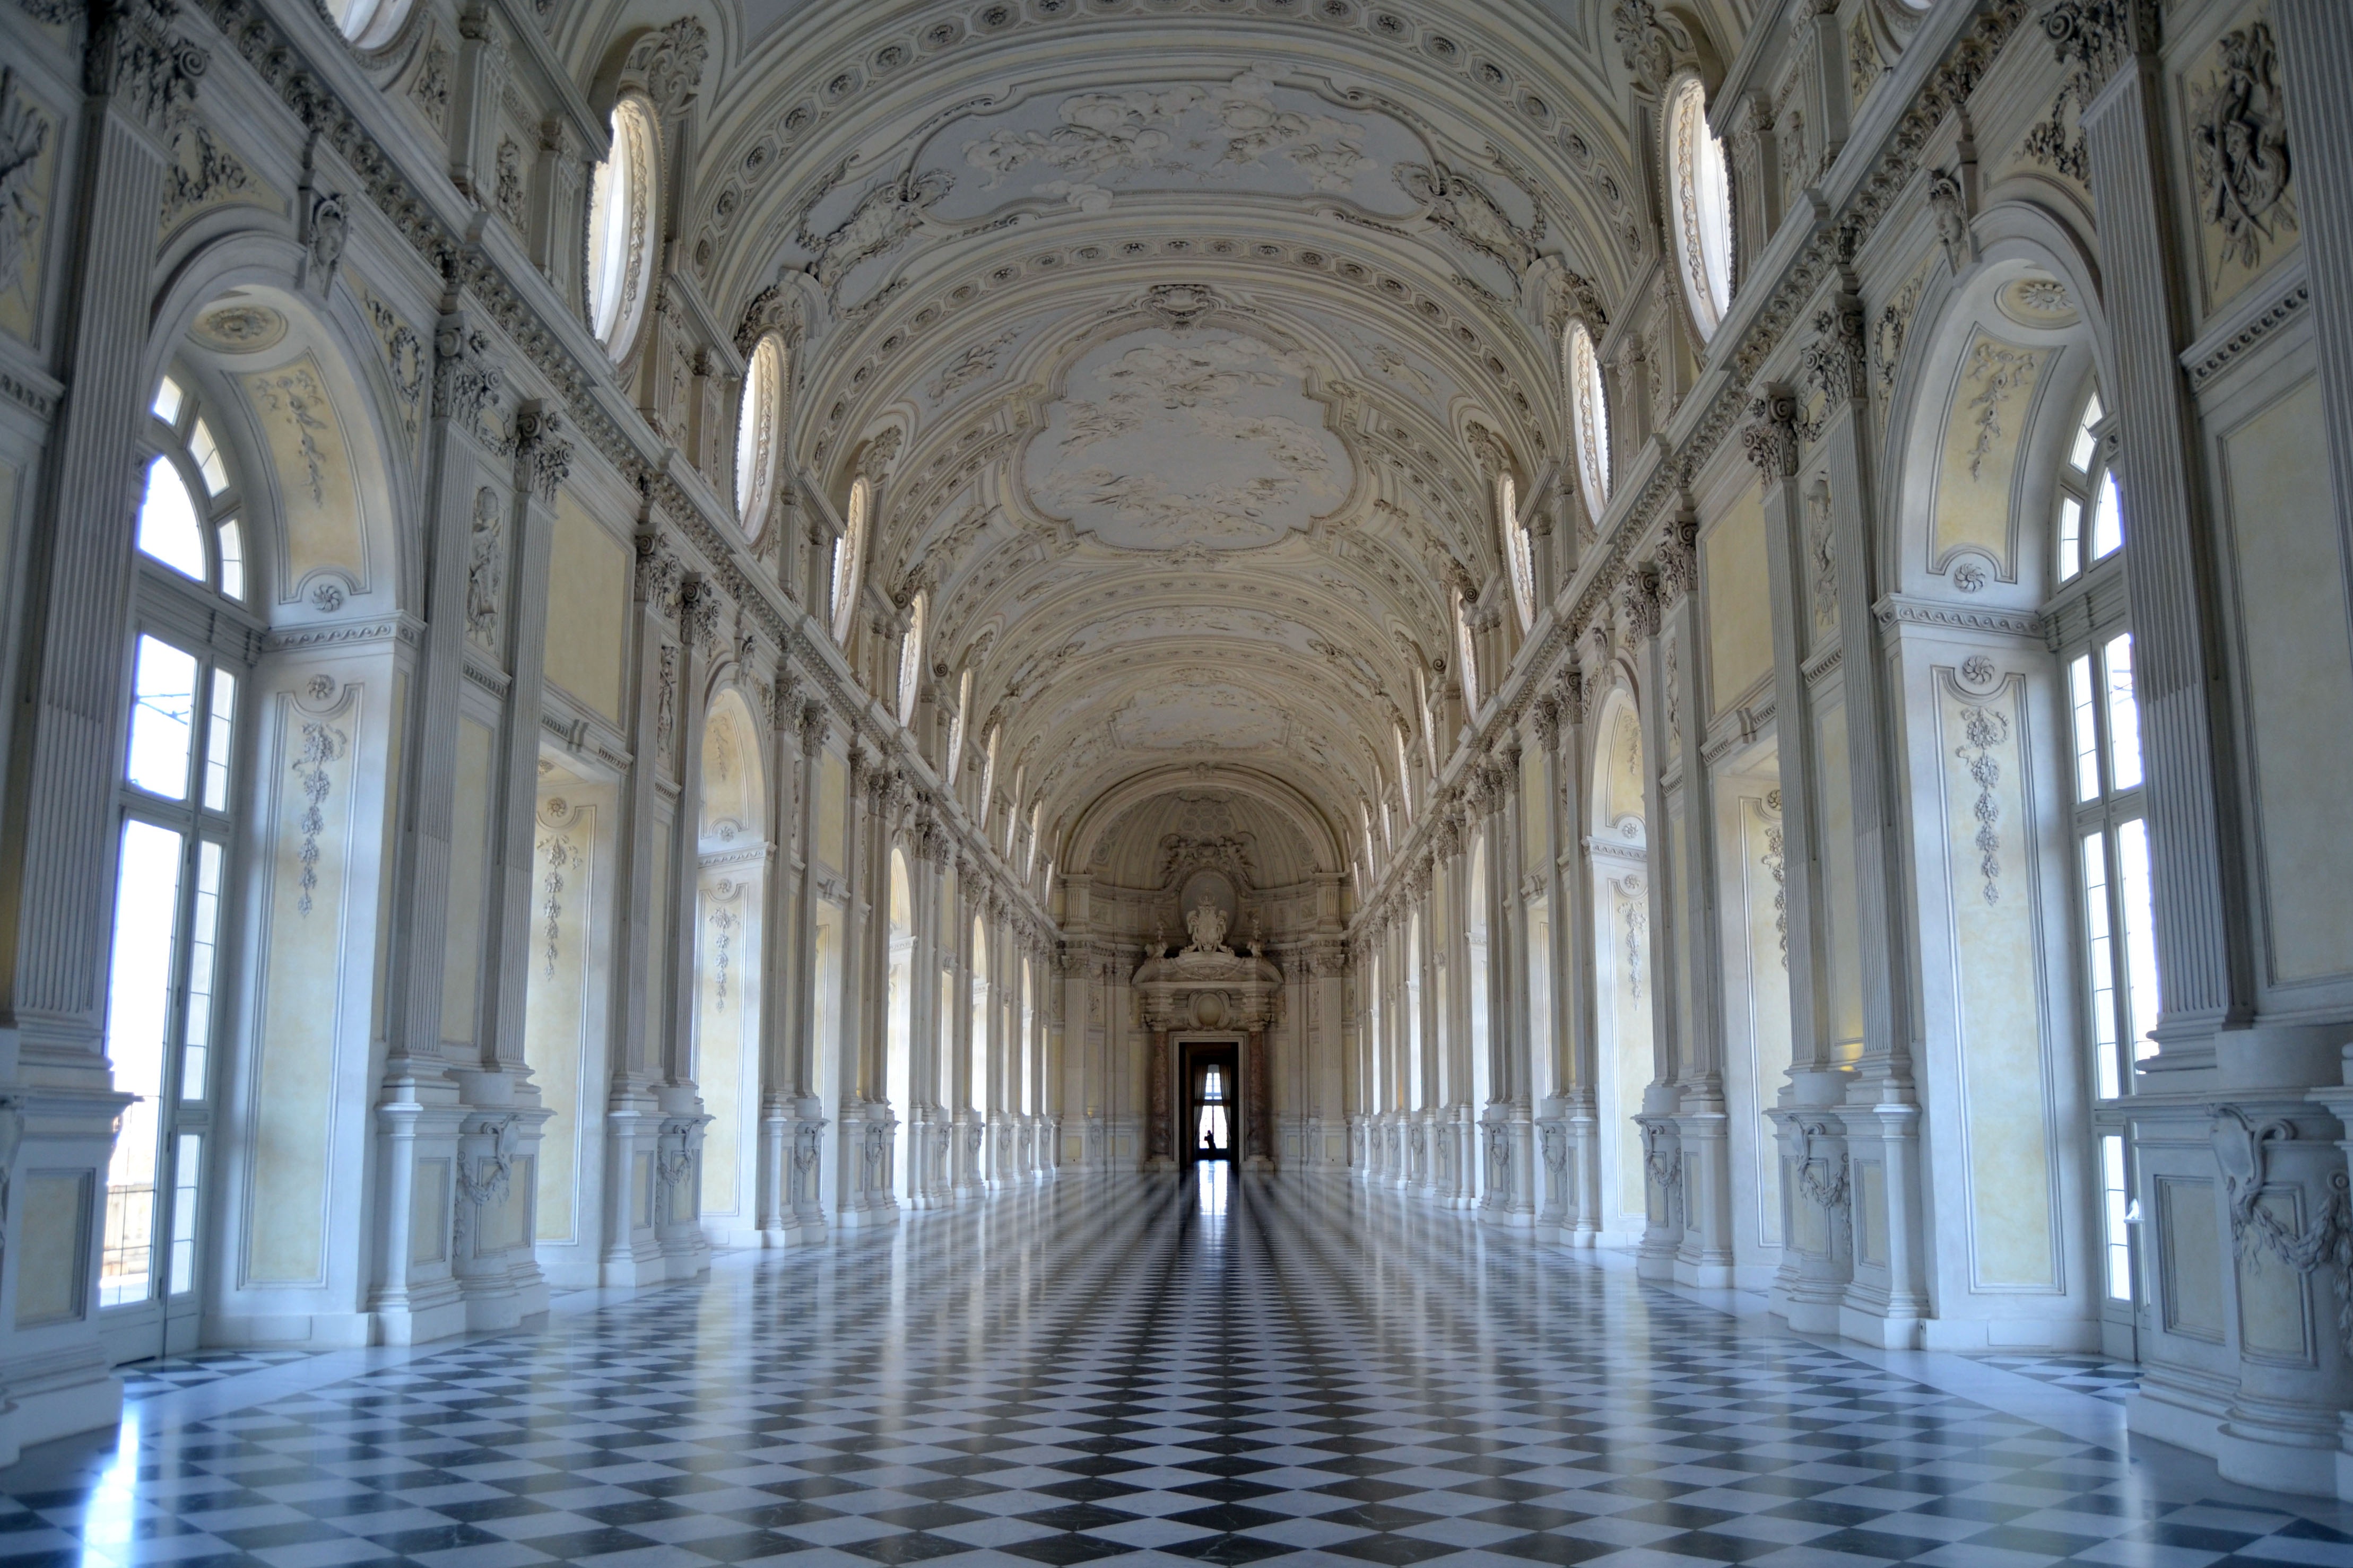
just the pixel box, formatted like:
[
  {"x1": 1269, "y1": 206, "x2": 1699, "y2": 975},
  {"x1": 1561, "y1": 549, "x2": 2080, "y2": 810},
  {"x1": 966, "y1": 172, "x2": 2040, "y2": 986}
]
[
  {"x1": 102, "y1": 820, "x2": 185, "y2": 1308},
  {"x1": 169, "y1": 1133, "x2": 202, "y2": 1295},
  {"x1": 2100, "y1": 1134, "x2": 2131, "y2": 1301},
  {"x1": 127, "y1": 634, "x2": 199, "y2": 799},
  {"x1": 182, "y1": 839, "x2": 223, "y2": 1101},
  {"x1": 188, "y1": 418, "x2": 229, "y2": 496},
  {"x1": 2072, "y1": 395, "x2": 2103, "y2": 471},
  {"x1": 2104, "y1": 634, "x2": 2142, "y2": 791},
  {"x1": 2082, "y1": 833, "x2": 2117, "y2": 1099},
  {"x1": 204, "y1": 668, "x2": 237, "y2": 813},
  {"x1": 2057, "y1": 496, "x2": 2082, "y2": 583},
  {"x1": 2091, "y1": 470, "x2": 2123, "y2": 559},
  {"x1": 152, "y1": 377, "x2": 185, "y2": 426},
  {"x1": 136, "y1": 457, "x2": 208, "y2": 581},
  {"x1": 2117, "y1": 817, "x2": 2161, "y2": 1062},
  {"x1": 218, "y1": 518, "x2": 245, "y2": 602},
  {"x1": 2069, "y1": 654, "x2": 2100, "y2": 803}
]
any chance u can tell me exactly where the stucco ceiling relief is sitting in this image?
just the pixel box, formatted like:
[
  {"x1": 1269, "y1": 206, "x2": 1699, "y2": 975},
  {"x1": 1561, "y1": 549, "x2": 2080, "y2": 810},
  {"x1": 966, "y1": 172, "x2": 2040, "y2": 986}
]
[{"x1": 1020, "y1": 327, "x2": 1352, "y2": 551}]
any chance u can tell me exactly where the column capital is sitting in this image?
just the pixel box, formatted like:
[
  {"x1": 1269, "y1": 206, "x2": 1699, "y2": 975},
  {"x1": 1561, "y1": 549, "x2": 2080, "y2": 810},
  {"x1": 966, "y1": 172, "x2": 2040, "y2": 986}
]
[
  {"x1": 86, "y1": 0, "x2": 206, "y2": 134},
  {"x1": 1802, "y1": 299, "x2": 1868, "y2": 410},
  {"x1": 1740, "y1": 388, "x2": 1802, "y2": 482},
  {"x1": 1618, "y1": 565, "x2": 1665, "y2": 634},
  {"x1": 2041, "y1": 0, "x2": 2161, "y2": 102},
  {"x1": 512, "y1": 405, "x2": 572, "y2": 503}
]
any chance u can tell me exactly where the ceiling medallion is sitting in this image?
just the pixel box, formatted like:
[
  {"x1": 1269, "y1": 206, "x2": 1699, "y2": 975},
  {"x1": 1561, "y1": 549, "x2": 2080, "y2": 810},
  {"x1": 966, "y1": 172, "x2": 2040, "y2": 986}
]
[
  {"x1": 1993, "y1": 275, "x2": 2080, "y2": 329},
  {"x1": 192, "y1": 303, "x2": 290, "y2": 353}
]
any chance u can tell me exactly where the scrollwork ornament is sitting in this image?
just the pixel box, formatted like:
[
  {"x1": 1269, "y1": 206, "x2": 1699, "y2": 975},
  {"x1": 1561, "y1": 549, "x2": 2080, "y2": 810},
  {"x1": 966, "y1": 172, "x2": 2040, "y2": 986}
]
[
  {"x1": 1612, "y1": 0, "x2": 1691, "y2": 95},
  {"x1": 628, "y1": 16, "x2": 709, "y2": 118},
  {"x1": 2189, "y1": 20, "x2": 2294, "y2": 272},
  {"x1": 0, "y1": 74, "x2": 49, "y2": 295},
  {"x1": 1642, "y1": 1120, "x2": 1682, "y2": 1192},
  {"x1": 456, "y1": 1116, "x2": 519, "y2": 1210},
  {"x1": 1795, "y1": 1120, "x2": 1850, "y2": 1212},
  {"x1": 2211, "y1": 1108, "x2": 2353, "y2": 1355}
]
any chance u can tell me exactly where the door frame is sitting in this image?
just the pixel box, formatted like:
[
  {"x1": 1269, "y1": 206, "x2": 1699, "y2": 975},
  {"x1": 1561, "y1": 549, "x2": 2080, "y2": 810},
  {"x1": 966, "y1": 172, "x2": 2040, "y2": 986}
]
[{"x1": 1176, "y1": 1035, "x2": 1245, "y2": 1168}]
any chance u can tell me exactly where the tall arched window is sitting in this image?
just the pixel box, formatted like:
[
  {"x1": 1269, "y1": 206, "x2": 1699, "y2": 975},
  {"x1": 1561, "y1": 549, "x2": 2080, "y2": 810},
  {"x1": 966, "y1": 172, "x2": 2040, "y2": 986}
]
[
  {"x1": 142, "y1": 375, "x2": 248, "y2": 603},
  {"x1": 586, "y1": 97, "x2": 658, "y2": 359},
  {"x1": 104, "y1": 369, "x2": 262, "y2": 1322},
  {"x1": 735, "y1": 335, "x2": 785, "y2": 543},
  {"x1": 1500, "y1": 473, "x2": 1536, "y2": 631},
  {"x1": 2034, "y1": 377, "x2": 2146, "y2": 1306},
  {"x1": 945, "y1": 668, "x2": 974, "y2": 786},
  {"x1": 896, "y1": 592, "x2": 928, "y2": 727},
  {"x1": 1665, "y1": 74, "x2": 1735, "y2": 343},
  {"x1": 1454, "y1": 589, "x2": 1480, "y2": 715},
  {"x1": 830, "y1": 476, "x2": 870, "y2": 644},
  {"x1": 1024, "y1": 801, "x2": 1043, "y2": 879},
  {"x1": 1568, "y1": 320, "x2": 1611, "y2": 521}
]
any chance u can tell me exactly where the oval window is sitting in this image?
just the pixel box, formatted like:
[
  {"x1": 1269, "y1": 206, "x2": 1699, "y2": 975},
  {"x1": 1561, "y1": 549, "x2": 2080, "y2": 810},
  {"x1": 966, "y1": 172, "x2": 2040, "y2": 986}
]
[
  {"x1": 1500, "y1": 473, "x2": 1535, "y2": 632},
  {"x1": 331, "y1": 0, "x2": 412, "y2": 50},
  {"x1": 831, "y1": 476, "x2": 870, "y2": 644},
  {"x1": 736, "y1": 335, "x2": 785, "y2": 541},
  {"x1": 1665, "y1": 74, "x2": 1735, "y2": 342},
  {"x1": 586, "y1": 97, "x2": 659, "y2": 359},
  {"x1": 1568, "y1": 320, "x2": 1611, "y2": 522},
  {"x1": 896, "y1": 591, "x2": 927, "y2": 728}
]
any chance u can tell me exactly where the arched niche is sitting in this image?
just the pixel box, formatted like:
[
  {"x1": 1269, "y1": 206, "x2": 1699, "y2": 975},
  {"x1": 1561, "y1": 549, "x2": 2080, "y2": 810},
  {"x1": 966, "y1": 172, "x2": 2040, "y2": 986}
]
[
  {"x1": 692, "y1": 686, "x2": 768, "y2": 1245},
  {"x1": 698, "y1": 689, "x2": 768, "y2": 853},
  {"x1": 1587, "y1": 681, "x2": 1654, "y2": 1242},
  {"x1": 1885, "y1": 235, "x2": 2107, "y2": 607},
  {"x1": 145, "y1": 259, "x2": 414, "y2": 622}
]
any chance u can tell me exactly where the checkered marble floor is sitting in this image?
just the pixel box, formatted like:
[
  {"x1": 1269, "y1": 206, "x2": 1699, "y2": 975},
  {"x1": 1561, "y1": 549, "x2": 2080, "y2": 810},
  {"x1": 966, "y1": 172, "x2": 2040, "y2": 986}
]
[
  {"x1": 6, "y1": 1168, "x2": 2353, "y2": 1568},
  {"x1": 117, "y1": 1349, "x2": 321, "y2": 1403},
  {"x1": 1968, "y1": 1354, "x2": 2140, "y2": 1407}
]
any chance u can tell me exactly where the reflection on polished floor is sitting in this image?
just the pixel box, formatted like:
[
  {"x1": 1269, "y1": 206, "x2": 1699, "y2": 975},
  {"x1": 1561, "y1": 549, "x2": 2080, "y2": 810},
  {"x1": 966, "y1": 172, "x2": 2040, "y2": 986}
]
[{"x1": 6, "y1": 1173, "x2": 2353, "y2": 1568}]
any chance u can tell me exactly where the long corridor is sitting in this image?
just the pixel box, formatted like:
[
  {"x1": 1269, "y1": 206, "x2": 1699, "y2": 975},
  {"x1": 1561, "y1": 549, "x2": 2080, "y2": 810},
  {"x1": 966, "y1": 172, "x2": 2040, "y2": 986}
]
[{"x1": 6, "y1": 1175, "x2": 2352, "y2": 1568}]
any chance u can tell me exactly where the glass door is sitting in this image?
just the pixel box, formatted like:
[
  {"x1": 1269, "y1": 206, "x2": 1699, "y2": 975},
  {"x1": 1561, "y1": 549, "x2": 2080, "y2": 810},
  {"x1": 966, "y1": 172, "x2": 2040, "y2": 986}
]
[{"x1": 99, "y1": 630, "x2": 241, "y2": 1365}]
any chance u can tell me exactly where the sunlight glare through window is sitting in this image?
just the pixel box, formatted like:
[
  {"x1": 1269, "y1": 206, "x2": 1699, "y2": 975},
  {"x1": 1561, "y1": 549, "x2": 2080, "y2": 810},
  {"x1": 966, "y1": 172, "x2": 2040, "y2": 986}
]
[
  {"x1": 127, "y1": 634, "x2": 198, "y2": 799},
  {"x1": 136, "y1": 457, "x2": 207, "y2": 582}
]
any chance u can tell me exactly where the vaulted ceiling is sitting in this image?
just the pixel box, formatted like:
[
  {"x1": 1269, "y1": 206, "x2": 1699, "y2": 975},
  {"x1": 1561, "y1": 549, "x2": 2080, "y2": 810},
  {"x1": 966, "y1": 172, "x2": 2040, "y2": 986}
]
[{"x1": 560, "y1": 0, "x2": 1757, "y2": 882}]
